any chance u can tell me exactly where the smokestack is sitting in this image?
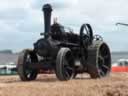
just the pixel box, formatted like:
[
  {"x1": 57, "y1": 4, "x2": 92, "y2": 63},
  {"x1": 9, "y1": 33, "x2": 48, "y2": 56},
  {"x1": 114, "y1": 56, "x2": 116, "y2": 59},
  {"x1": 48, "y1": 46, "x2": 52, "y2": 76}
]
[{"x1": 42, "y1": 4, "x2": 52, "y2": 38}]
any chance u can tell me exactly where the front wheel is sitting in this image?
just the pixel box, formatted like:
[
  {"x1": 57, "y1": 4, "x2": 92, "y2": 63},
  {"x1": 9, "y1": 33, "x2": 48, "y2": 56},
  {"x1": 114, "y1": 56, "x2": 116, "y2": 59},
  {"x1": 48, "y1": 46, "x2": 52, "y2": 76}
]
[
  {"x1": 55, "y1": 48, "x2": 75, "y2": 81},
  {"x1": 17, "y1": 49, "x2": 38, "y2": 81}
]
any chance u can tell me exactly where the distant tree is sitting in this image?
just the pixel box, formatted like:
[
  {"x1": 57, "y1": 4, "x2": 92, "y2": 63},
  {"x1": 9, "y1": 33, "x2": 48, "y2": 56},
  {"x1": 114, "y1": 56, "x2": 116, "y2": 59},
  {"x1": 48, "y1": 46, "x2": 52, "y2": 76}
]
[{"x1": 0, "y1": 50, "x2": 13, "y2": 54}]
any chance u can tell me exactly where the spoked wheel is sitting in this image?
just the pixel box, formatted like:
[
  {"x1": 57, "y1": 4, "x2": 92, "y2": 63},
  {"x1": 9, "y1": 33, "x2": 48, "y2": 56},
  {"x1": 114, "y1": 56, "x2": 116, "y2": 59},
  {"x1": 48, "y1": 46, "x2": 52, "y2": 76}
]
[
  {"x1": 17, "y1": 49, "x2": 38, "y2": 81},
  {"x1": 97, "y1": 43, "x2": 111, "y2": 77},
  {"x1": 80, "y1": 23, "x2": 93, "y2": 46},
  {"x1": 87, "y1": 42, "x2": 111, "y2": 78},
  {"x1": 55, "y1": 48, "x2": 75, "y2": 81}
]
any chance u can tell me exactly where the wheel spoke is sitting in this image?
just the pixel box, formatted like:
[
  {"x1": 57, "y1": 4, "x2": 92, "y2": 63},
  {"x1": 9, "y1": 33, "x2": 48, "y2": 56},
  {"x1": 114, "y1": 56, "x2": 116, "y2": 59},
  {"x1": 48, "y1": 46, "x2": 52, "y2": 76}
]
[
  {"x1": 25, "y1": 55, "x2": 32, "y2": 65},
  {"x1": 99, "y1": 69, "x2": 105, "y2": 76},
  {"x1": 63, "y1": 59, "x2": 68, "y2": 66},
  {"x1": 63, "y1": 61, "x2": 73, "y2": 78},
  {"x1": 26, "y1": 55, "x2": 31, "y2": 62},
  {"x1": 98, "y1": 55, "x2": 104, "y2": 61},
  {"x1": 64, "y1": 69, "x2": 70, "y2": 78},
  {"x1": 25, "y1": 69, "x2": 31, "y2": 76},
  {"x1": 102, "y1": 64, "x2": 109, "y2": 70},
  {"x1": 63, "y1": 57, "x2": 74, "y2": 79},
  {"x1": 104, "y1": 55, "x2": 109, "y2": 59},
  {"x1": 100, "y1": 70, "x2": 105, "y2": 76},
  {"x1": 65, "y1": 66, "x2": 73, "y2": 71}
]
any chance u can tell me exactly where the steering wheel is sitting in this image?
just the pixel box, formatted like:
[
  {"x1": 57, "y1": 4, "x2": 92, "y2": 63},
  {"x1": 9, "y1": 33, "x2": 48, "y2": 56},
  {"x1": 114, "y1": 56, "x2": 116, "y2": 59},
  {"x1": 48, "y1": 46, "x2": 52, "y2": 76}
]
[
  {"x1": 93, "y1": 34, "x2": 103, "y2": 41},
  {"x1": 80, "y1": 24, "x2": 93, "y2": 47}
]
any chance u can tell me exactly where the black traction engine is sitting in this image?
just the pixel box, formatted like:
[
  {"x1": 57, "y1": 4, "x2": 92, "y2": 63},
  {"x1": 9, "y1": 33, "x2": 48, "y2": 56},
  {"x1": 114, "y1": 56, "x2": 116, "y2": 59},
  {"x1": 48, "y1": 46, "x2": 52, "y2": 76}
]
[{"x1": 17, "y1": 4, "x2": 111, "y2": 81}]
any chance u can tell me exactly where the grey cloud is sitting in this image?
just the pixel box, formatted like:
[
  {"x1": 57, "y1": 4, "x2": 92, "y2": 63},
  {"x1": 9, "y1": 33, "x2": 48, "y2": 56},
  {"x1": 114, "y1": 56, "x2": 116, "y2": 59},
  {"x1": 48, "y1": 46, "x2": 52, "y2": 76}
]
[
  {"x1": 0, "y1": 8, "x2": 27, "y2": 20},
  {"x1": 32, "y1": 0, "x2": 72, "y2": 10},
  {"x1": 1, "y1": 0, "x2": 128, "y2": 52}
]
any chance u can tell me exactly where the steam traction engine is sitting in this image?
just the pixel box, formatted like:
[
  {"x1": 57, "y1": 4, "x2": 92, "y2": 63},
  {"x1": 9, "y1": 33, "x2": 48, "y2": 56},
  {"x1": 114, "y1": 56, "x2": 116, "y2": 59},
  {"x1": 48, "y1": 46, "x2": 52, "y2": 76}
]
[{"x1": 17, "y1": 4, "x2": 111, "y2": 81}]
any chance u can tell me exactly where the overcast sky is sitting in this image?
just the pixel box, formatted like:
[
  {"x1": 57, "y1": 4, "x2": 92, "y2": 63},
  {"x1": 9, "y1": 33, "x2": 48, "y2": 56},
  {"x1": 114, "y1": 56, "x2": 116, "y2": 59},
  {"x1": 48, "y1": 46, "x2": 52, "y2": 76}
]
[{"x1": 0, "y1": 0, "x2": 128, "y2": 52}]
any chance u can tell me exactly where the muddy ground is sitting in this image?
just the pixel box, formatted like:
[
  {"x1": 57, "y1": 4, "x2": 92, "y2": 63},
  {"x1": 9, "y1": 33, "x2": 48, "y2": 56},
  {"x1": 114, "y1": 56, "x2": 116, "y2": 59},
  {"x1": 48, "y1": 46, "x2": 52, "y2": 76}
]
[{"x1": 0, "y1": 73, "x2": 128, "y2": 96}]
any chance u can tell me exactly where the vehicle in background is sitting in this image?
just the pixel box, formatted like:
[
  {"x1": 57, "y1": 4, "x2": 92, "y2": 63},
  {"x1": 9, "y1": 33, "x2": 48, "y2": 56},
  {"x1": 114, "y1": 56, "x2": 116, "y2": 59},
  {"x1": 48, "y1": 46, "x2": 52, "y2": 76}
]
[
  {"x1": 0, "y1": 62, "x2": 17, "y2": 75},
  {"x1": 111, "y1": 59, "x2": 128, "y2": 72}
]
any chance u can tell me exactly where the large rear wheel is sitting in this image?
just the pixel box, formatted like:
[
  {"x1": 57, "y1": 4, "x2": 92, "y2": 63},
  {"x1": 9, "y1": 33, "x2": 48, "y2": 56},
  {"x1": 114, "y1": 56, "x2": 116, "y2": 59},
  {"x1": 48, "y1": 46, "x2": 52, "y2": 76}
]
[
  {"x1": 55, "y1": 48, "x2": 75, "y2": 81},
  {"x1": 87, "y1": 41, "x2": 111, "y2": 78},
  {"x1": 17, "y1": 49, "x2": 38, "y2": 81}
]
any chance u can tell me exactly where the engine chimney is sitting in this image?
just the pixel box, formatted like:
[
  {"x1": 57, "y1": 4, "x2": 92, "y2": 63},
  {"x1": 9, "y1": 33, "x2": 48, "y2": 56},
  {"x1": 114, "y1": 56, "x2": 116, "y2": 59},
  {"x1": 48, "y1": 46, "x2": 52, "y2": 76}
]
[{"x1": 42, "y1": 4, "x2": 52, "y2": 38}]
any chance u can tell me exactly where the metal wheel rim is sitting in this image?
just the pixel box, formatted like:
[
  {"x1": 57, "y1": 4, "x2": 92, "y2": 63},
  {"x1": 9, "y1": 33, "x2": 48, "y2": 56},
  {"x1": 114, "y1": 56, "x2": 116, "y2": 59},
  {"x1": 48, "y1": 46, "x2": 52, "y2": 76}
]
[
  {"x1": 24, "y1": 53, "x2": 34, "y2": 79},
  {"x1": 97, "y1": 44, "x2": 111, "y2": 77},
  {"x1": 62, "y1": 51, "x2": 74, "y2": 80}
]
